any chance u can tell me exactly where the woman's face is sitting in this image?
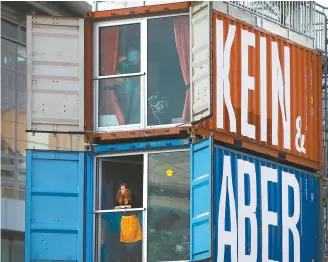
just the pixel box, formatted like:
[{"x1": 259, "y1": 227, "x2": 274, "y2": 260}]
[{"x1": 120, "y1": 185, "x2": 127, "y2": 195}]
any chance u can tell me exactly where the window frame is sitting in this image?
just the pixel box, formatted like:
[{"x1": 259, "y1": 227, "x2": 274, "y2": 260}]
[
  {"x1": 93, "y1": 13, "x2": 191, "y2": 132},
  {"x1": 92, "y1": 148, "x2": 190, "y2": 262},
  {"x1": 93, "y1": 18, "x2": 146, "y2": 132}
]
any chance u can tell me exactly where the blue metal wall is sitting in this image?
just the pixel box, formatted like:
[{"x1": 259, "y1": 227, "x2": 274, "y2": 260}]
[
  {"x1": 25, "y1": 150, "x2": 85, "y2": 262},
  {"x1": 213, "y1": 146, "x2": 320, "y2": 262}
]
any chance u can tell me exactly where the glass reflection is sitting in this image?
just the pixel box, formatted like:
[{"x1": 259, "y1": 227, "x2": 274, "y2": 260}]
[
  {"x1": 99, "y1": 24, "x2": 141, "y2": 76},
  {"x1": 98, "y1": 77, "x2": 141, "y2": 127},
  {"x1": 147, "y1": 16, "x2": 190, "y2": 126},
  {"x1": 147, "y1": 151, "x2": 190, "y2": 261}
]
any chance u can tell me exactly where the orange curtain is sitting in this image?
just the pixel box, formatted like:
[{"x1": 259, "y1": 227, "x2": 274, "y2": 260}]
[
  {"x1": 100, "y1": 27, "x2": 125, "y2": 125},
  {"x1": 174, "y1": 17, "x2": 190, "y2": 122}
]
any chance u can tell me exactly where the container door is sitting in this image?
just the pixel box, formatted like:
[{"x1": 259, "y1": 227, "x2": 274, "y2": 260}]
[
  {"x1": 190, "y1": 137, "x2": 213, "y2": 260},
  {"x1": 25, "y1": 150, "x2": 85, "y2": 262},
  {"x1": 190, "y1": 2, "x2": 212, "y2": 123},
  {"x1": 26, "y1": 15, "x2": 84, "y2": 132}
]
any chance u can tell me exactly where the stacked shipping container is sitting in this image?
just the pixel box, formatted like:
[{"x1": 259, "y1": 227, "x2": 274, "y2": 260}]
[{"x1": 24, "y1": 1, "x2": 322, "y2": 262}]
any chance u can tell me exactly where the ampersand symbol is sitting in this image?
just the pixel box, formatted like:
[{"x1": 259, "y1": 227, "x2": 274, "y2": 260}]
[{"x1": 295, "y1": 116, "x2": 306, "y2": 154}]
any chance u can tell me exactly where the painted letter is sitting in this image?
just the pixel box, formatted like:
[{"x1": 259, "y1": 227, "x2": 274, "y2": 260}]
[
  {"x1": 217, "y1": 155, "x2": 237, "y2": 262},
  {"x1": 217, "y1": 20, "x2": 237, "y2": 133},
  {"x1": 271, "y1": 43, "x2": 291, "y2": 149},
  {"x1": 237, "y1": 159, "x2": 258, "y2": 261},
  {"x1": 295, "y1": 116, "x2": 306, "y2": 154},
  {"x1": 260, "y1": 37, "x2": 267, "y2": 142},
  {"x1": 282, "y1": 171, "x2": 300, "y2": 262},
  {"x1": 241, "y1": 29, "x2": 256, "y2": 139},
  {"x1": 261, "y1": 166, "x2": 279, "y2": 262}
]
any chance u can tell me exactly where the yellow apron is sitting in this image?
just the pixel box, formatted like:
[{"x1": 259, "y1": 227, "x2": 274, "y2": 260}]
[{"x1": 120, "y1": 214, "x2": 142, "y2": 243}]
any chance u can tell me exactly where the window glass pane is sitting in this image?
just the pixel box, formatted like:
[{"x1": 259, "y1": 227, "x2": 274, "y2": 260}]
[
  {"x1": 97, "y1": 77, "x2": 141, "y2": 127},
  {"x1": 1, "y1": 237, "x2": 11, "y2": 262},
  {"x1": 1, "y1": 169, "x2": 15, "y2": 178},
  {"x1": 148, "y1": 151, "x2": 190, "y2": 261},
  {"x1": 99, "y1": 23, "x2": 141, "y2": 76},
  {"x1": 21, "y1": 27, "x2": 26, "y2": 43},
  {"x1": 1, "y1": 19, "x2": 18, "y2": 40},
  {"x1": 17, "y1": 45, "x2": 27, "y2": 73},
  {"x1": 147, "y1": 16, "x2": 190, "y2": 126},
  {"x1": 12, "y1": 239, "x2": 24, "y2": 262},
  {"x1": 96, "y1": 212, "x2": 143, "y2": 262}
]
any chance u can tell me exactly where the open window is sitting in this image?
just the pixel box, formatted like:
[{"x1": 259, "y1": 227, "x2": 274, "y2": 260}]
[{"x1": 94, "y1": 149, "x2": 190, "y2": 262}]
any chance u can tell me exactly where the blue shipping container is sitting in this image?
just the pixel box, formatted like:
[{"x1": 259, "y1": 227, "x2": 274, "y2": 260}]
[
  {"x1": 25, "y1": 138, "x2": 320, "y2": 262},
  {"x1": 212, "y1": 145, "x2": 320, "y2": 262}
]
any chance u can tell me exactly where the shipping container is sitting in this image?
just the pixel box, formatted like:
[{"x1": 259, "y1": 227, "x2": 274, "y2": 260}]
[
  {"x1": 26, "y1": 1, "x2": 323, "y2": 170},
  {"x1": 192, "y1": 9, "x2": 323, "y2": 171},
  {"x1": 25, "y1": 137, "x2": 320, "y2": 262}
]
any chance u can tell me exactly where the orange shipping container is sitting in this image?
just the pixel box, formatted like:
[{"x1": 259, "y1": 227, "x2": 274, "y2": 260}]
[{"x1": 193, "y1": 10, "x2": 323, "y2": 170}]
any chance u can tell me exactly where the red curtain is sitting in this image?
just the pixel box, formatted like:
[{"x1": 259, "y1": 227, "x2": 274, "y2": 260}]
[
  {"x1": 174, "y1": 17, "x2": 190, "y2": 122},
  {"x1": 100, "y1": 27, "x2": 125, "y2": 125}
]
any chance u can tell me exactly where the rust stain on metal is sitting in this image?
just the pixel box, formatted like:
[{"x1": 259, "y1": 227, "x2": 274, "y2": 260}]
[{"x1": 84, "y1": 127, "x2": 188, "y2": 143}]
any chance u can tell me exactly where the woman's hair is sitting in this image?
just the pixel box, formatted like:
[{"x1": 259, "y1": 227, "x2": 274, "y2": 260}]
[{"x1": 116, "y1": 183, "x2": 132, "y2": 205}]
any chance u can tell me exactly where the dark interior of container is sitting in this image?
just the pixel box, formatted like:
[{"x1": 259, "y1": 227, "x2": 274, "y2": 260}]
[
  {"x1": 99, "y1": 155, "x2": 143, "y2": 262},
  {"x1": 97, "y1": 150, "x2": 190, "y2": 262}
]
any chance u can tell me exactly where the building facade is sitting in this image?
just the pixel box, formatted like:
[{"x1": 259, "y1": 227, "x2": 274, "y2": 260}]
[{"x1": 1, "y1": 2, "x2": 91, "y2": 261}]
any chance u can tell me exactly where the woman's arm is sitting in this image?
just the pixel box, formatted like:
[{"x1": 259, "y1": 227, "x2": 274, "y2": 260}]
[{"x1": 122, "y1": 199, "x2": 132, "y2": 209}]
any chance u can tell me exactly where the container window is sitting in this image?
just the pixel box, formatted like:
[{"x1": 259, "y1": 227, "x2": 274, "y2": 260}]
[
  {"x1": 95, "y1": 155, "x2": 144, "y2": 261},
  {"x1": 94, "y1": 149, "x2": 190, "y2": 261},
  {"x1": 147, "y1": 151, "x2": 190, "y2": 261},
  {"x1": 94, "y1": 14, "x2": 191, "y2": 131},
  {"x1": 96, "y1": 23, "x2": 143, "y2": 129},
  {"x1": 147, "y1": 15, "x2": 190, "y2": 126}
]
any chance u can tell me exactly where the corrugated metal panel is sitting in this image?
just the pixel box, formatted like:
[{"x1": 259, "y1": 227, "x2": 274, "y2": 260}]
[
  {"x1": 194, "y1": 11, "x2": 322, "y2": 170},
  {"x1": 25, "y1": 150, "x2": 85, "y2": 261},
  {"x1": 26, "y1": 15, "x2": 84, "y2": 132},
  {"x1": 190, "y1": 137, "x2": 213, "y2": 260},
  {"x1": 213, "y1": 145, "x2": 319, "y2": 261},
  {"x1": 191, "y1": 1, "x2": 212, "y2": 123}
]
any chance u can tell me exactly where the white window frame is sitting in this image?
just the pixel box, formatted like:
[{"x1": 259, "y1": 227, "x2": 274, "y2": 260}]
[
  {"x1": 93, "y1": 13, "x2": 191, "y2": 133},
  {"x1": 93, "y1": 148, "x2": 190, "y2": 262}
]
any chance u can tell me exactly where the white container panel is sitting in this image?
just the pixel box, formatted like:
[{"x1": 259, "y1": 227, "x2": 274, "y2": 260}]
[
  {"x1": 190, "y1": 2, "x2": 212, "y2": 123},
  {"x1": 27, "y1": 15, "x2": 84, "y2": 133}
]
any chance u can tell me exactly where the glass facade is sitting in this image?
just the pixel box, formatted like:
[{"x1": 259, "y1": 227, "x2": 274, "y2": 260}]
[
  {"x1": 1, "y1": 18, "x2": 85, "y2": 189},
  {"x1": 1, "y1": 231, "x2": 24, "y2": 262},
  {"x1": 1, "y1": 17, "x2": 85, "y2": 256}
]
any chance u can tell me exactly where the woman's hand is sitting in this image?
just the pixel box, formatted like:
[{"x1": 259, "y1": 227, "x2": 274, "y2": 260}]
[{"x1": 114, "y1": 206, "x2": 120, "y2": 209}]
